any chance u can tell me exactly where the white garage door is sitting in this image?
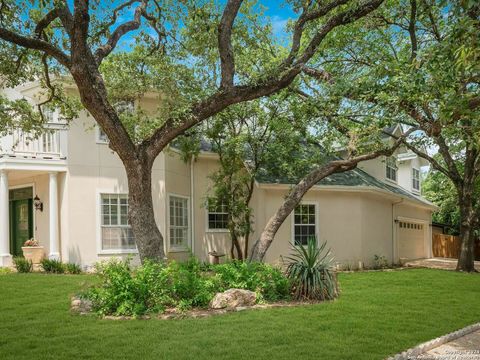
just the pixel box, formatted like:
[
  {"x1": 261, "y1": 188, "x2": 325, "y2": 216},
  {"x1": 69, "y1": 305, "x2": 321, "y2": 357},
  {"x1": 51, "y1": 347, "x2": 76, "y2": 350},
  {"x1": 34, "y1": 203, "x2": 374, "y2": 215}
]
[{"x1": 398, "y1": 221, "x2": 426, "y2": 260}]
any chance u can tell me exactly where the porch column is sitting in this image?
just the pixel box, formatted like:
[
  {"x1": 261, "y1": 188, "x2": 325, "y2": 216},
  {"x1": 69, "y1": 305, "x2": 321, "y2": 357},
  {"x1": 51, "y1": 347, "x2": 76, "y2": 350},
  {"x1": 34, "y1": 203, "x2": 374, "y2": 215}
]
[
  {"x1": 49, "y1": 172, "x2": 60, "y2": 260},
  {"x1": 0, "y1": 170, "x2": 11, "y2": 266}
]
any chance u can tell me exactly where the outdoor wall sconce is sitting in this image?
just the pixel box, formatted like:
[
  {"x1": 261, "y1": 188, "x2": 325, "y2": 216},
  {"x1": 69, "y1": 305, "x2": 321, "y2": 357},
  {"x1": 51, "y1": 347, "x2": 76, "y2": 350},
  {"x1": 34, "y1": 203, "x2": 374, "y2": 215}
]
[{"x1": 34, "y1": 195, "x2": 43, "y2": 212}]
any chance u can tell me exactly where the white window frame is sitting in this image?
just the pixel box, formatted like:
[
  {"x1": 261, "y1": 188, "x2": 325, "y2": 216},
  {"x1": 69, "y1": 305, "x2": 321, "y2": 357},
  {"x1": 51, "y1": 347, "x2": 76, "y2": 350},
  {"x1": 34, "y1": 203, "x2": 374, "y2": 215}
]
[
  {"x1": 96, "y1": 190, "x2": 137, "y2": 255},
  {"x1": 385, "y1": 156, "x2": 398, "y2": 183},
  {"x1": 167, "y1": 193, "x2": 191, "y2": 252},
  {"x1": 96, "y1": 126, "x2": 109, "y2": 144},
  {"x1": 291, "y1": 201, "x2": 319, "y2": 246},
  {"x1": 412, "y1": 168, "x2": 420, "y2": 192},
  {"x1": 206, "y1": 200, "x2": 229, "y2": 233}
]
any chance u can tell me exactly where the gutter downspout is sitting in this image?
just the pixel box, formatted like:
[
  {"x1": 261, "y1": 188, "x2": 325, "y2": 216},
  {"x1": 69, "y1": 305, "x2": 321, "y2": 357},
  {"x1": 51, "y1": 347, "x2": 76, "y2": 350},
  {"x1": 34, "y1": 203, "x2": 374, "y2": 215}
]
[
  {"x1": 190, "y1": 156, "x2": 195, "y2": 255},
  {"x1": 392, "y1": 199, "x2": 404, "y2": 264}
]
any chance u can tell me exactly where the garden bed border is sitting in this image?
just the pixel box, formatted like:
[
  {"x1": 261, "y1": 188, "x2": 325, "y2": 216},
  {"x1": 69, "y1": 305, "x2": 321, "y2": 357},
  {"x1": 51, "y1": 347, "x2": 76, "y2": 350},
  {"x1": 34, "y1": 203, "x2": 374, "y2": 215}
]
[{"x1": 385, "y1": 322, "x2": 480, "y2": 360}]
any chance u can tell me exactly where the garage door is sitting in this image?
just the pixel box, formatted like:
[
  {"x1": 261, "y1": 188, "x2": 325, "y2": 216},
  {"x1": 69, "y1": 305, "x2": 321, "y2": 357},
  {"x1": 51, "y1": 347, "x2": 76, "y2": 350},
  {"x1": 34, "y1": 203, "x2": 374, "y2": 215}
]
[{"x1": 398, "y1": 221, "x2": 426, "y2": 260}]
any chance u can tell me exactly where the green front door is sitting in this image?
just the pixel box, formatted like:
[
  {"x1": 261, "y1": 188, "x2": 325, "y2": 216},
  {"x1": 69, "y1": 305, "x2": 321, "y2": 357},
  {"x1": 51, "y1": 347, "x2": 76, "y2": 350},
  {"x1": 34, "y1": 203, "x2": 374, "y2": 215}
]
[{"x1": 9, "y1": 188, "x2": 34, "y2": 257}]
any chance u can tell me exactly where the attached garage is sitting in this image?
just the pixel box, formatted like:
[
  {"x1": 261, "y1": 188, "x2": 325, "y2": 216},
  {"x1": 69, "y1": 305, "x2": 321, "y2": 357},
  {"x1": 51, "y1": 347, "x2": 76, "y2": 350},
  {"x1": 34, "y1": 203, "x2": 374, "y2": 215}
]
[{"x1": 397, "y1": 220, "x2": 428, "y2": 260}]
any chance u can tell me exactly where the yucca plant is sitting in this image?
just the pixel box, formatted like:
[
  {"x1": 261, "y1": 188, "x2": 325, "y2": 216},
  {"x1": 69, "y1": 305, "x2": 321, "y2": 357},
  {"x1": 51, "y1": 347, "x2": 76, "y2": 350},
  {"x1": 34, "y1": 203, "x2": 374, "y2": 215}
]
[{"x1": 284, "y1": 238, "x2": 338, "y2": 301}]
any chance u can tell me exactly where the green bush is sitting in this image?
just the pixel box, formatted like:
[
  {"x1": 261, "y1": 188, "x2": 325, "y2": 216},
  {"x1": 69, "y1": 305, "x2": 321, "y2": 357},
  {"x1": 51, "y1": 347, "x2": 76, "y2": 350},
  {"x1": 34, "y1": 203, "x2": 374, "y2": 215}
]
[
  {"x1": 65, "y1": 263, "x2": 82, "y2": 274},
  {"x1": 284, "y1": 239, "x2": 338, "y2": 301},
  {"x1": 13, "y1": 257, "x2": 33, "y2": 273},
  {"x1": 213, "y1": 261, "x2": 290, "y2": 302},
  {"x1": 40, "y1": 258, "x2": 65, "y2": 274},
  {"x1": 84, "y1": 257, "x2": 290, "y2": 316},
  {"x1": 372, "y1": 255, "x2": 389, "y2": 270}
]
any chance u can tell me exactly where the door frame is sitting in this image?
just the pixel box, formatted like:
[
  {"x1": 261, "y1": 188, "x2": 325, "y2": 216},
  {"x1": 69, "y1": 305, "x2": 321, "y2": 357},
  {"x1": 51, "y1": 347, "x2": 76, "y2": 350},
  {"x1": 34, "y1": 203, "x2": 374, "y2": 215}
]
[{"x1": 9, "y1": 183, "x2": 36, "y2": 255}]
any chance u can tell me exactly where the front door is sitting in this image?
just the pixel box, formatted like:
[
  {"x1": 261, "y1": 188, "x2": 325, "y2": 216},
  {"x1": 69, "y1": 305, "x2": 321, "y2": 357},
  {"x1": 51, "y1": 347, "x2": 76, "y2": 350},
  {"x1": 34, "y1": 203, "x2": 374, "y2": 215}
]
[{"x1": 9, "y1": 188, "x2": 34, "y2": 257}]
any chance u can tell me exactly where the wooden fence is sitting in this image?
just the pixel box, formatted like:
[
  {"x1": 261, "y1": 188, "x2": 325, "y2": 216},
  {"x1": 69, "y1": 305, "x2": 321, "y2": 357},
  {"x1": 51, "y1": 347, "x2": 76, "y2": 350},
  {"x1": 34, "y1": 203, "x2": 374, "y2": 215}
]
[
  {"x1": 432, "y1": 234, "x2": 461, "y2": 258},
  {"x1": 432, "y1": 233, "x2": 480, "y2": 260}
]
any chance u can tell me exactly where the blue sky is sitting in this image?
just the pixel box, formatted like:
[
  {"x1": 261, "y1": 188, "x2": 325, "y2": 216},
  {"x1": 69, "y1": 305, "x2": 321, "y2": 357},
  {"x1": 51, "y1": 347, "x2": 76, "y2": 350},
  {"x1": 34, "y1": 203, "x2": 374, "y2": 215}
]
[{"x1": 104, "y1": 0, "x2": 298, "y2": 50}]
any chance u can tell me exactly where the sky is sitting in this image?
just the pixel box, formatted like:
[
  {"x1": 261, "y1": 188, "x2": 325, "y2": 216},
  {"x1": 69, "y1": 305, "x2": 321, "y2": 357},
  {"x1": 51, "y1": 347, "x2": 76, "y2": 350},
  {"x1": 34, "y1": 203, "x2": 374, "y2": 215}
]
[{"x1": 106, "y1": 0, "x2": 298, "y2": 50}]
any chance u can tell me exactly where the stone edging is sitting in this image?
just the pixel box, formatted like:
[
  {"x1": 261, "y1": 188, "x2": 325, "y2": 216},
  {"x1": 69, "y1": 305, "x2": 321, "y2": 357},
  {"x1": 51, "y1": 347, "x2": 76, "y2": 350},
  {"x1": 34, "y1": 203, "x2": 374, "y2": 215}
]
[
  {"x1": 386, "y1": 322, "x2": 480, "y2": 360},
  {"x1": 70, "y1": 296, "x2": 326, "y2": 320}
]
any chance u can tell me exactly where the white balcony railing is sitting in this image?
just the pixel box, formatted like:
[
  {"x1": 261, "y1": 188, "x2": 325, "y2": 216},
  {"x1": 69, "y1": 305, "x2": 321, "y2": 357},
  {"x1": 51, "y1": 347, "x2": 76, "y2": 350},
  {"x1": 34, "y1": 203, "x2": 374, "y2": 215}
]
[{"x1": 12, "y1": 130, "x2": 61, "y2": 157}]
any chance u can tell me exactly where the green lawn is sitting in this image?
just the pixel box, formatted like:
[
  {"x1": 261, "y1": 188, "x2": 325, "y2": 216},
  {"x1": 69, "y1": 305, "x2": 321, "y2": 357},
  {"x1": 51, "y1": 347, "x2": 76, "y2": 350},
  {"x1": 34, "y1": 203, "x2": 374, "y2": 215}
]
[{"x1": 0, "y1": 269, "x2": 479, "y2": 360}]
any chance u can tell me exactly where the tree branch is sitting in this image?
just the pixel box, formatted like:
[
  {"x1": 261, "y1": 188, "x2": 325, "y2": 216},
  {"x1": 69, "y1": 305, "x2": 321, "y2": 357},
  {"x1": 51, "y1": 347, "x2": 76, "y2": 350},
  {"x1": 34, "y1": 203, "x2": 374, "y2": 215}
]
[
  {"x1": 0, "y1": 27, "x2": 71, "y2": 67},
  {"x1": 408, "y1": 0, "x2": 417, "y2": 62},
  {"x1": 94, "y1": 0, "x2": 148, "y2": 64},
  {"x1": 293, "y1": 0, "x2": 384, "y2": 67},
  {"x1": 35, "y1": 9, "x2": 60, "y2": 38},
  {"x1": 218, "y1": 0, "x2": 243, "y2": 89},
  {"x1": 283, "y1": 0, "x2": 350, "y2": 67}
]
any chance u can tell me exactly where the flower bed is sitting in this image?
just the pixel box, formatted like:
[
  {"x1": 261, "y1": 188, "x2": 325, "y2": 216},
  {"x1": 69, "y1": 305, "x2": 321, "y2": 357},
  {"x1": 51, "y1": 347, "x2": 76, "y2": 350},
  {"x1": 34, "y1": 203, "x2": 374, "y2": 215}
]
[{"x1": 82, "y1": 258, "x2": 292, "y2": 317}]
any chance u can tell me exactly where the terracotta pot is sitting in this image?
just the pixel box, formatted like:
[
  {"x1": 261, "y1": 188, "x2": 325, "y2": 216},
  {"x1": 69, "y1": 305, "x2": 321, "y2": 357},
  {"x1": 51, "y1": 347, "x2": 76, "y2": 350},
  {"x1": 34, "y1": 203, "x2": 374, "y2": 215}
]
[{"x1": 22, "y1": 246, "x2": 45, "y2": 264}]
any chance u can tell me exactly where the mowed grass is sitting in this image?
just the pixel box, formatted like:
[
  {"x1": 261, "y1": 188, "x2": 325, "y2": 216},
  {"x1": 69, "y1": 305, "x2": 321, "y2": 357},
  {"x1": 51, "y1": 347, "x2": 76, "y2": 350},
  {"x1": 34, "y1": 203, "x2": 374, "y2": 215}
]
[{"x1": 0, "y1": 269, "x2": 479, "y2": 360}]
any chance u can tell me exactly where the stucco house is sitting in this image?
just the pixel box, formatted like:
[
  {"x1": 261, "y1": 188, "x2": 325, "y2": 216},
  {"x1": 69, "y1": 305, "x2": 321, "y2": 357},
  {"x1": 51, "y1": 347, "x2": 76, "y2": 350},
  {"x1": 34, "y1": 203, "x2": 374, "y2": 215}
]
[{"x1": 0, "y1": 83, "x2": 437, "y2": 268}]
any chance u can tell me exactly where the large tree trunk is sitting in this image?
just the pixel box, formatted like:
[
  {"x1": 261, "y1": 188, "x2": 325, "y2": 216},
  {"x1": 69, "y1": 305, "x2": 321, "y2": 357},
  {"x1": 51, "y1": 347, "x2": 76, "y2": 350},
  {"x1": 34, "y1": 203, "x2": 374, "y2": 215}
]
[
  {"x1": 456, "y1": 199, "x2": 476, "y2": 272},
  {"x1": 70, "y1": 61, "x2": 166, "y2": 262},
  {"x1": 125, "y1": 156, "x2": 166, "y2": 262}
]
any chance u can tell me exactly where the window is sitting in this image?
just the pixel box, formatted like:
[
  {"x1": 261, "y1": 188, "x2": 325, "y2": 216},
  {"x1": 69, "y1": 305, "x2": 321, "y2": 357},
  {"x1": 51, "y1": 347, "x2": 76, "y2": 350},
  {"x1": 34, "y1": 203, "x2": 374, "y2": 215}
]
[
  {"x1": 115, "y1": 100, "x2": 135, "y2": 114},
  {"x1": 386, "y1": 156, "x2": 397, "y2": 181},
  {"x1": 41, "y1": 106, "x2": 56, "y2": 123},
  {"x1": 169, "y1": 195, "x2": 190, "y2": 250},
  {"x1": 207, "y1": 201, "x2": 229, "y2": 230},
  {"x1": 399, "y1": 221, "x2": 423, "y2": 230},
  {"x1": 293, "y1": 204, "x2": 316, "y2": 246},
  {"x1": 412, "y1": 168, "x2": 420, "y2": 191},
  {"x1": 100, "y1": 194, "x2": 135, "y2": 251},
  {"x1": 97, "y1": 127, "x2": 109, "y2": 144}
]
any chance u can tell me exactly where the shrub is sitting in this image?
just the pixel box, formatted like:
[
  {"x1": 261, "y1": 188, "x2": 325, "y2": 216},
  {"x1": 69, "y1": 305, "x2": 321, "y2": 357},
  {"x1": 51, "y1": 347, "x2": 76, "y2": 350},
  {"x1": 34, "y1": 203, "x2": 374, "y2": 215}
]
[
  {"x1": 41, "y1": 258, "x2": 65, "y2": 274},
  {"x1": 13, "y1": 257, "x2": 33, "y2": 273},
  {"x1": 65, "y1": 263, "x2": 82, "y2": 274},
  {"x1": 86, "y1": 259, "x2": 175, "y2": 316},
  {"x1": 213, "y1": 261, "x2": 290, "y2": 302},
  {"x1": 83, "y1": 257, "x2": 290, "y2": 316},
  {"x1": 372, "y1": 255, "x2": 389, "y2": 270},
  {"x1": 284, "y1": 239, "x2": 338, "y2": 301}
]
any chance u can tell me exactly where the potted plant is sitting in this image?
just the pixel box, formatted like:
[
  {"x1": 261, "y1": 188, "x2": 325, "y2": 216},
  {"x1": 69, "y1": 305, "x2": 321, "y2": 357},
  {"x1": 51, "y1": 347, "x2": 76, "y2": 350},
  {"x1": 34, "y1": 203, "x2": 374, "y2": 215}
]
[{"x1": 22, "y1": 239, "x2": 44, "y2": 264}]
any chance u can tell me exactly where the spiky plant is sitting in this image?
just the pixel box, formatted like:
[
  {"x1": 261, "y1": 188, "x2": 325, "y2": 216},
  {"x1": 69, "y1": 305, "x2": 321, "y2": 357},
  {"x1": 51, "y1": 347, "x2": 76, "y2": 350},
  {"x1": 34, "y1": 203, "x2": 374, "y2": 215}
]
[{"x1": 284, "y1": 239, "x2": 338, "y2": 301}]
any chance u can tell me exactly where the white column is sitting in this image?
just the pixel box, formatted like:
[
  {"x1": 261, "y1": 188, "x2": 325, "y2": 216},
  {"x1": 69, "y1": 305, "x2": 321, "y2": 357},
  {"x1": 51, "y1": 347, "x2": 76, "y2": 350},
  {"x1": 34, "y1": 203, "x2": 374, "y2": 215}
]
[
  {"x1": 49, "y1": 172, "x2": 60, "y2": 260},
  {"x1": 0, "y1": 170, "x2": 12, "y2": 266}
]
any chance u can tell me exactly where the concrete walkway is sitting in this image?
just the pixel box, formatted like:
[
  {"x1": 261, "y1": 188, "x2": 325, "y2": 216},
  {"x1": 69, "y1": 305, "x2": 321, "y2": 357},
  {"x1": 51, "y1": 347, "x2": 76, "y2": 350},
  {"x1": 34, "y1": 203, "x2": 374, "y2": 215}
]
[
  {"x1": 422, "y1": 329, "x2": 480, "y2": 359},
  {"x1": 404, "y1": 257, "x2": 480, "y2": 271}
]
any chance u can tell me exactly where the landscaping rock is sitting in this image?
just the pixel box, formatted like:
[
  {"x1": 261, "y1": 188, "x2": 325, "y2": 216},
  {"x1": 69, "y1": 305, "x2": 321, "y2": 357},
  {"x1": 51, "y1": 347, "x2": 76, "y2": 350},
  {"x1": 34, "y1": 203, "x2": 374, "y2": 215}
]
[
  {"x1": 70, "y1": 296, "x2": 92, "y2": 314},
  {"x1": 210, "y1": 289, "x2": 256, "y2": 309}
]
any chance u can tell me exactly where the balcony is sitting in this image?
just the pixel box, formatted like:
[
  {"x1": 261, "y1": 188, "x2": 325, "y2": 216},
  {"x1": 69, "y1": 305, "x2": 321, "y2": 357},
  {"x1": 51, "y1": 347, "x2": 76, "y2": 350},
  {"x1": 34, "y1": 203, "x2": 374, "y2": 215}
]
[{"x1": 0, "y1": 124, "x2": 67, "y2": 161}]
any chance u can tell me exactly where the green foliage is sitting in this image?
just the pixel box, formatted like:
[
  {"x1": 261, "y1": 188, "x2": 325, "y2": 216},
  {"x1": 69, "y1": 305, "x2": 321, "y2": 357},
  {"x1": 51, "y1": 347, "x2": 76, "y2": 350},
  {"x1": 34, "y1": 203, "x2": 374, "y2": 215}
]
[
  {"x1": 284, "y1": 239, "x2": 338, "y2": 301},
  {"x1": 13, "y1": 257, "x2": 33, "y2": 273},
  {"x1": 0, "y1": 267, "x2": 12, "y2": 275},
  {"x1": 372, "y1": 255, "x2": 389, "y2": 270},
  {"x1": 423, "y1": 168, "x2": 462, "y2": 232},
  {"x1": 212, "y1": 261, "x2": 291, "y2": 302},
  {"x1": 40, "y1": 259, "x2": 65, "y2": 274},
  {"x1": 84, "y1": 257, "x2": 290, "y2": 316},
  {"x1": 65, "y1": 263, "x2": 82, "y2": 275}
]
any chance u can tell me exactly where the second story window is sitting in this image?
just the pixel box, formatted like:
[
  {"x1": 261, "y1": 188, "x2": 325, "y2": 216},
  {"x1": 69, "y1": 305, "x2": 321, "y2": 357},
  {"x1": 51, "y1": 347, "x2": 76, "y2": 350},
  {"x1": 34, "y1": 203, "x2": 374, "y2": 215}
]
[
  {"x1": 386, "y1": 156, "x2": 397, "y2": 182},
  {"x1": 412, "y1": 168, "x2": 420, "y2": 191}
]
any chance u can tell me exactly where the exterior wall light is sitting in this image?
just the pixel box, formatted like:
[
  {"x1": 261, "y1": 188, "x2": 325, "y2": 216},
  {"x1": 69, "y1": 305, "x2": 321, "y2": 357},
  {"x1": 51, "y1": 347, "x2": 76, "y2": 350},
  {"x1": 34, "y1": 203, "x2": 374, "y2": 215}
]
[{"x1": 34, "y1": 195, "x2": 43, "y2": 212}]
